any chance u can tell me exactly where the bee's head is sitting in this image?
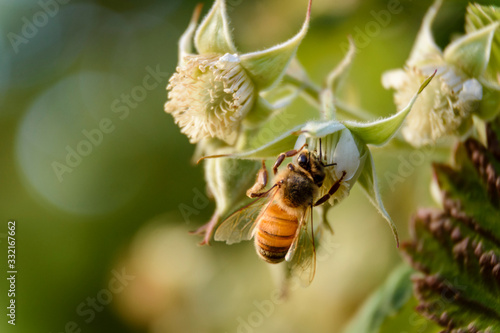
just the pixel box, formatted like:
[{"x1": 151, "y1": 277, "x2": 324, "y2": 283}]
[
  {"x1": 297, "y1": 150, "x2": 310, "y2": 169},
  {"x1": 296, "y1": 150, "x2": 325, "y2": 187}
]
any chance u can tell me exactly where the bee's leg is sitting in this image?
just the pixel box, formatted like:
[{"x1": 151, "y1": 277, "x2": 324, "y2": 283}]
[
  {"x1": 314, "y1": 171, "x2": 347, "y2": 206},
  {"x1": 272, "y1": 143, "x2": 308, "y2": 175},
  {"x1": 189, "y1": 211, "x2": 219, "y2": 246},
  {"x1": 249, "y1": 182, "x2": 280, "y2": 198},
  {"x1": 246, "y1": 160, "x2": 268, "y2": 198}
]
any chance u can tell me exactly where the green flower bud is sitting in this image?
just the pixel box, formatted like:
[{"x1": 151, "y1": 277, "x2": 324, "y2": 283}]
[
  {"x1": 190, "y1": 140, "x2": 262, "y2": 245},
  {"x1": 204, "y1": 152, "x2": 261, "y2": 219}
]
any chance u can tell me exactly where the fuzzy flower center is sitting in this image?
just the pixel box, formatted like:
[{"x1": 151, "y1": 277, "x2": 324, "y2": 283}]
[
  {"x1": 165, "y1": 53, "x2": 255, "y2": 143},
  {"x1": 385, "y1": 65, "x2": 482, "y2": 146}
]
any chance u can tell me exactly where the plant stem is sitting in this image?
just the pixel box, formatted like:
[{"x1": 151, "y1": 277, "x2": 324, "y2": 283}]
[
  {"x1": 282, "y1": 73, "x2": 321, "y2": 103},
  {"x1": 283, "y1": 73, "x2": 374, "y2": 122}
]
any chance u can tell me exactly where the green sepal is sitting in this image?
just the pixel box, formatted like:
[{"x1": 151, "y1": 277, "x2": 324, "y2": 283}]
[
  {"x1": 477, "y1": 83, "x2": 500, "y2": 120},
  {"x1": 320, "y1": 89, "x2": 336, "y2": 121},
  {"x1": 194, "y1": 0, "x2": 237, "y2": 55},
  {"x1": 444, "y1": 22, "x2": 499, "y2": 78},
  {"x1": 300, "y1": 120, "x2": 346, "y2": 138},
  {"x1": 205, "y1": 154, "x2": 261, "y2": 216},
  {"x1": 465, "y1": 4, "x2": 500, "y2": 86},
  {"x1": 239, "y1": 0, "x2": 311, "y2": 90},
  {"x1": 407, "y1": 0, "x2": 443, "y2": 67},
  {"x1": 326, "y1": 36, "x2": 356, "y2": 94},
  {"x1": 227, "y1": 120, "x2": 347, "y2": 160},
  {"x1": 357, "y1": 150, "x2": 399, "y2": 247},
  {"x1": 178, "y1": 4, "x2": 203, "y2": 66},
  {"x1": 343, "y1": 72, "x2": 435, "y2": 147},
  {"x1": 227, "y1": 125, "x2": 304, "y2": 160},
  {"x1": 320, "y1": 37, "x2": 356, "y2": 121}
]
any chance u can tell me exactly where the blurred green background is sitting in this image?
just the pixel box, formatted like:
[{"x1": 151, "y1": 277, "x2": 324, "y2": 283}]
[{"x1": 0, "y1": 0, "x2": 495, "y2": 332}]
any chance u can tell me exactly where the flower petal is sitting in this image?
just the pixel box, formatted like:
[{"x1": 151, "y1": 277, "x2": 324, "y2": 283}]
[
  {"x1": 332, "y1": 129, "x2": 361, "y2": 181},
  {"x1": 444, "y1": 22, "x2": 499, "y2": 78},
  {"x1": 381, "y1": 69, "x2": 407, "y2": 90},
  {"x1": 357, "y1": 150, "x2": 399, "y2": 247},
  {"x1": 179, "y1": 4, "x2": 203, "y2": 66},
  {"x1": 407, "y1": 0, "x2": 443, "y2": 66},
  {"x1": 240, "y1": 0, "x2": 312, "y2": 90},
  {"x1": 344, "y1": 71, "x2": 436, "y2": 146},
  {"x1": 194, "y1": 0, "x2": 237, "y2": 55}
]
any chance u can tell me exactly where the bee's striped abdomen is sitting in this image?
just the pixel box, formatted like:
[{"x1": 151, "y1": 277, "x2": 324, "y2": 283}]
[{"x1": 254, "y1": 203, "x2": 299, "y2": 263}]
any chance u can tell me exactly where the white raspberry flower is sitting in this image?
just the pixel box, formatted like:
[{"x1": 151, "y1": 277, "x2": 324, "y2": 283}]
[
  {"x1": 165, "y1": 0, "x2": 311, "y2": 143},
  {"x1": 384, "y1": 65, "x2": 482, "y2": 145},
  {"x1": 382, "y1": 0, "x2": 499, "y2": 147},
  {"x1": 166, "y1": 54, "x2": 255, "y2": 143}
]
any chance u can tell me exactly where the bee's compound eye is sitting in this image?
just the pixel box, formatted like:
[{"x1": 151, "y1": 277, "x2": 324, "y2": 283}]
[{"x1": 298, "y1": 154, "x2": 307, "y2": 166}]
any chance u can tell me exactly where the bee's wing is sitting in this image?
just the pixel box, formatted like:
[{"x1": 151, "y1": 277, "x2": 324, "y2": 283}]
[
  {"x1": 214, "y1": 187, "x2": 279, "y2": 245},
  {"x1": 285, "y1": 207, "x2": 317, "y2": 286}
]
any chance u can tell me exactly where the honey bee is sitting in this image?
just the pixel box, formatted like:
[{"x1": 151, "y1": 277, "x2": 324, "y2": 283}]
[{"x1": 214, "y1": 141, "x2": 346, "y2": 285}]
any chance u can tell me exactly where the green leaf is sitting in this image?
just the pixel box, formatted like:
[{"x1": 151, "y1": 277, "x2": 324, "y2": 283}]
[
  {"x1": 401, "y1": 115, "x2": 500, "y2": 332},
  {"x1": 357, "y1": 150, "x2": 399, "y2": 247},
  {"x1": 343, "y1": 264, "x2": 440, "y2": 333},
  {"x1": 194, "y1": 0, "x2": 237, "y2": 55},
  {"x1": 465, "y1": 4, "x2": 500, "y2": 87},
  {"x1": 444, "y1": 22, "x2": 499, "y2": 78},
  {"x1": 407, "y1": 0, "x2": 443, "y2": 67},
  {"x1": 178, "y1": 4, "x2": 203, "y2": 66},
  {"x1": 240, "y1": 0, "x2": 311, "y2": 90},
  {"x1": 343, "y1": 71, "x2": 436, "y2": 147},
  {"x1": 378, "y1": 296, "x2": 441, "y2": 333}
]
